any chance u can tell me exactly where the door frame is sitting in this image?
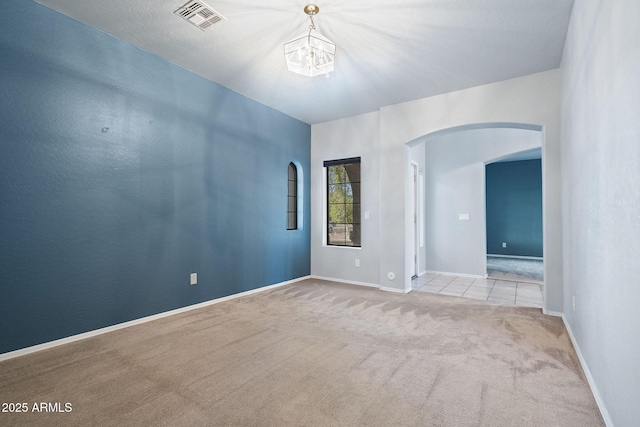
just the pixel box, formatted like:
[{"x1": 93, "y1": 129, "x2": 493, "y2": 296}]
[{"x1": 411, "y1": 160, "x2": 420, "y2": 278}]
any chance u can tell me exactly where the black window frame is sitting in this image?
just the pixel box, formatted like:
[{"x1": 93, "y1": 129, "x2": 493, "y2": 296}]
[
  {"x1": 287, "y1": 162, "x2": 298, "y2": 230},
  {"x1": 325, "y1": 157, "x2": 361, "y2": 247}
]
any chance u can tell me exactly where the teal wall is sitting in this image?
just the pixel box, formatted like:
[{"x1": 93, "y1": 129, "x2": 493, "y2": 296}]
[
  {"x1": 485, "y1": 159, "x2": 542, "y2": 257},
  {"x1": 0, "y1": 2, "x2": 311, "y2": 354}
]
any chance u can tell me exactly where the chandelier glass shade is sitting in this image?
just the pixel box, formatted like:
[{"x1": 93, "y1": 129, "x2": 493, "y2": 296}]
[{"x1": 284, "y1": 5, "x2": 335, "y2": 77}]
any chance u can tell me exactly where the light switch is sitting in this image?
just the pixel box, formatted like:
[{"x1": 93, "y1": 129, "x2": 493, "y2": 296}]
[
  {"x1": 458, "y1": 213, "x2": 470, "y2": 221},
  {"x1": 364, "y1": 211, "x2": 370, "y2": 220}
]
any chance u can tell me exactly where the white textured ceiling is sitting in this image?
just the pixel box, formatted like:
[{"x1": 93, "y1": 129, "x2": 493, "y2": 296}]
[{"x1": 35, "y1": 0, "x2": 574, "y2": 124}]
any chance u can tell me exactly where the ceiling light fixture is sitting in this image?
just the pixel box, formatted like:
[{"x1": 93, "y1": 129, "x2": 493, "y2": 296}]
[{"x1": 284, "y1": 4, "x2": 335, "y2": 77}]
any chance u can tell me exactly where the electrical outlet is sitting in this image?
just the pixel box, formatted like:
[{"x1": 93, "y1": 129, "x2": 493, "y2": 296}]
[
  {"x1": 502, "y1": 242, "x2": 507, "y2": 248},
  {"x1": 355, "y1": 259, "x2": 360, "y2": 268},
  {"x1": 190, "y1": 273, "x2": 197, "y2": 285}
]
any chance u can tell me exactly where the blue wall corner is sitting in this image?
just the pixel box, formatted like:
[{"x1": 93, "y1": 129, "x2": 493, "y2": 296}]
[
  {"x1": 0, "y1": 2, "x2": 311, "y2": 353},
  {"x1": 485, "y1": 160, "x2": 542, "y2": 257}
]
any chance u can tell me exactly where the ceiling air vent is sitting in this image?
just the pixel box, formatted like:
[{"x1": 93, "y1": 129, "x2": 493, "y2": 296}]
[{"x1": 174, "y1": 0, "x2": 226, "y2": 30}]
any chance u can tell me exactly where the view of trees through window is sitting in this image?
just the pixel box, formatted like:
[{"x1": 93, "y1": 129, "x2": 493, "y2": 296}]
[{"x1": 326, "y1": 158, "x2": 361, "y2": 247}]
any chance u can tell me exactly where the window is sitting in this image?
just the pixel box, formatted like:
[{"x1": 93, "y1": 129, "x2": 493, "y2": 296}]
[
  {"x1": 325, "y1": 157, "x2": 361, "y2": 247},
  {"x1": 287, "y1": 162, "x2": 297, "y2": 230}
]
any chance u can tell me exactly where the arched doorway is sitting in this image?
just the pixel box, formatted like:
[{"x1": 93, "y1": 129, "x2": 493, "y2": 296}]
[{"x1": 403, "y1": 123, "x2": 550, "y2": 312}]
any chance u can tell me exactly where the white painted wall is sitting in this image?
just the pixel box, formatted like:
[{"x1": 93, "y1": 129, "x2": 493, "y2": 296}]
[
  {"x1": 311, "y1": 70, "x2": 562, "y2": 309},
  {"x1": 560, "y1": 1, "x2": 640, "y2": 425},
  {"x1": 423, "y1": 128, "x2": 542, "y2": 276},
  {"x1": 311, "y1": 111, "x2": 381, "y2": 285},
  {"x1": 378, "y1": 70, "x2": 563, "y2": 311}
]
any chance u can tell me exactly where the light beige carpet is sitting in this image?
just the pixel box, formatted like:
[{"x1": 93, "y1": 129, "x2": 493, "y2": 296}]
[{"x1": 0, "y1": 279, "x2": 604, "y2": 426}]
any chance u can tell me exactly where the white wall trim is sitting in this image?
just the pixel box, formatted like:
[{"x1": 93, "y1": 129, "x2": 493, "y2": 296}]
[
  {"x1": 379, "y1": 286, "x2": 407, "y2": 294},
  {"x1": 310, "y1": 275, "x2": 378, "y2": 288},
  {"x1": 309, "y1": 275, "x2": 409, "y2": 293},
  {"x1": 562, "y1": 315, "x2": 614, "y2": 427},
  {"x1": 543, "y1": 309, "x2": 563, "y2": 317},
  {"x1": 0, "y1": 276, "x2": 311, "y2": 362},
  {"x1": 425, "y1": 270, "x2": 484, "y2": 279},
  {"x1": 487, "y1": 254, "x2": 544, "y2": 260},
  {"x1": 418, "y1": 270, "x2": 428, "y2": 277}
]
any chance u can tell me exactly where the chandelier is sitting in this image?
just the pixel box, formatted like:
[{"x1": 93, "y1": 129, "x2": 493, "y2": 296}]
[{"x1": 284, "y1": 4, "x2": 335, "y2": 77}]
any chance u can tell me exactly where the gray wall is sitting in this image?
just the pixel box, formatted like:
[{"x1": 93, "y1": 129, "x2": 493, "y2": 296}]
[
  {"x1": 378, "y1": 70, "x2": 563, "y2": 308},
  {"x1": 560, "y1": 0, "x2": 640, "y2": 425},
  {"x1": 311, "y1": 112, "x2": 381, "y2": 285},
  {"x1": 423, "y1": 129, "x2": 542, "y2": 276},
  {"x1": 311, "y1": 70, "x2": 563, "y2": 311}
]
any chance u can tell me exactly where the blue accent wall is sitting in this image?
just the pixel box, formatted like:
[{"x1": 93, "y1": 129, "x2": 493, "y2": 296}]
[
  {"x1": 0, "y1": 2, "x2": 310, "y2": 354},
  {"x1": 485, "y1": 160, "x2": 542, "y2": 257}
]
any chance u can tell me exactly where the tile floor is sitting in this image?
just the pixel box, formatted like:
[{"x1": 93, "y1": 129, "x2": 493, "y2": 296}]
[{"x1": 411, "y1": 273, "x2": 544, "y2": 309}]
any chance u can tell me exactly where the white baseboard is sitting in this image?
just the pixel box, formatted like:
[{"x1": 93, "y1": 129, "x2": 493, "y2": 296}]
[
  {"x1": 487, "y1": 254, "x2": 543, "y2": 260},
  {"x1": 562, "y1": 315, "x2": 613, "y2": 427},
  {"x1": 0, "y1": 275, "x2": 311, "y2": 362},
  {"x1": 310, "y1": 275, "x2": 378, "y2": 289},
  {"x1": 544, "y1": 309, "x2": 563, "y2": 317},
  {"x1": 418, "y1": 270, "x2": 428, "y2": 277},
  {"x1": 425, "y1": 270, "x2": 484, "y2": 279},
  {"x1": 298, "y1": 275, "x2": 408, "y2": 294},
  {"x1": 379, "y1": 286, "x2": 406, "y2": 294}
]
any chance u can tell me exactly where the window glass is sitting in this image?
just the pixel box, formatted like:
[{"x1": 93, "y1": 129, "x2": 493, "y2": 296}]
[{"x1": 325, "y1": 158, "x2": 361, "y2": 247}]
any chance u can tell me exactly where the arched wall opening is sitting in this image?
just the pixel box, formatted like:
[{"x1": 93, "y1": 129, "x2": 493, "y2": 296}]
[
  {"x1": 376, "y1": 69, "x2": 562, "y2": 314},
  {"x1": 402, "y1": 123, "x2": 551, "y2": 312}
]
